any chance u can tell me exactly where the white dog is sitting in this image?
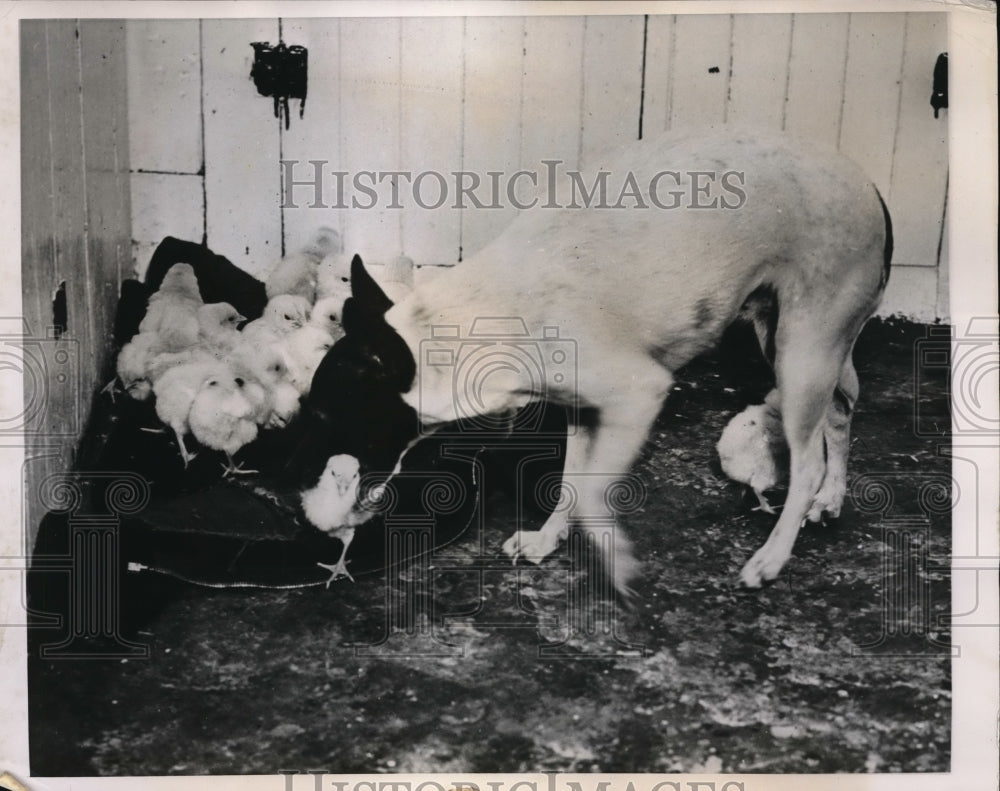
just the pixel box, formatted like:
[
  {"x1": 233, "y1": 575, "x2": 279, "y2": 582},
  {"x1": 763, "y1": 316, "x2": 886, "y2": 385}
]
[{"x1": 301, "y1": 128, "x2": 891, "y2": 595}]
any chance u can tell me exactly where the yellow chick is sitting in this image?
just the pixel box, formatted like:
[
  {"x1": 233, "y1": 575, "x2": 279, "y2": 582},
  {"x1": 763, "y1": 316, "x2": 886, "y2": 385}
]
[
  {"x1": 231, "y1": 343, "x2": 301, "y2": 429},
  {"x1": 264, "y1": 227, "x2": 340, "y2": 303},
  {"x1": 151, "y1": 359, "x2": 226, "y2": 467},
  {"x1": 138, "y1": 263, "x2": 203, "y2": 349},
  {"x1": 278, "y1": 325, "x2": 335, "y2": 395},
  {"x1": 240, "y1": 294, "x2": 312, "y2": 349},
  {"x1": 308, "y1": 296, "x2": 346, "y2": 342},
  {"x1": 187, "y1": 371, "x2": 260, "y2": 476},
  {"x1": 301, "y1": 454, "x2": 364, "y2": 584},
  {"x1": 315, "y1": 251, "x2": 352, "y2": 306},
  {"x1": 716, "y1": 401, "x2": 788, "y2": 514}
]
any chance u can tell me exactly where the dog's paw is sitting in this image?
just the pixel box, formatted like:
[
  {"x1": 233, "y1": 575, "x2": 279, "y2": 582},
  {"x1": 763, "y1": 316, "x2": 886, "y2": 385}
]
[
  {"x1": 739, "y1": 545, "x2": 790, "y2": 588},
  {"x1": 502, "y1": 529, "x2": 562, "y2": 564},
  {"x1": 807, "y1": 481, "x2": 845, "y2": 523}
]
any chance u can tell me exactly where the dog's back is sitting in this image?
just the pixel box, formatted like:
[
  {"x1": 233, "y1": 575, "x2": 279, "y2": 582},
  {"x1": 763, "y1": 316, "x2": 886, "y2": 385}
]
[
  {"x1": 321, "y1": 128, "x2": 892, "y2": 593},
  {"x1": 388, "y1": 130, "x2": 887, "y2": 408}
]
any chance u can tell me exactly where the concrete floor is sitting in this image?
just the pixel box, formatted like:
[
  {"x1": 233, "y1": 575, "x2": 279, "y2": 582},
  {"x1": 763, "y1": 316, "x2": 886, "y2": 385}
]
[{"x1": 28, "y1": 318, "x2": 951, "y2": 775}]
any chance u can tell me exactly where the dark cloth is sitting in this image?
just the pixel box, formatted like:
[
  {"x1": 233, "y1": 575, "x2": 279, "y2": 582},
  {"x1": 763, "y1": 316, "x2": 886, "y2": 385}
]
[{"x1": 113, "y1": 236, "x2": 269, "y2": 345}]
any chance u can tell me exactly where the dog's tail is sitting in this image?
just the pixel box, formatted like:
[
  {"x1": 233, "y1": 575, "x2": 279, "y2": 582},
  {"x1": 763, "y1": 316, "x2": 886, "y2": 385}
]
[{"x1": 877, "y1": 190, "x2": 894, "y2": 291}]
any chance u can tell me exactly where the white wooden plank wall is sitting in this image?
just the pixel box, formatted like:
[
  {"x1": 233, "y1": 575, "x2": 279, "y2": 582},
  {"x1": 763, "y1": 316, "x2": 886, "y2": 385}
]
[
  {"x1": 127, "y1": 20, "x2": 203, "y2": 274},
  {"x1": 202, "y1": 19, "x2": 283, "y2": 278},
  {"x1": 20, "y1": 20, "x2": 132, "y2": 549},
  {"x1": 127, "y1": 12, "x2": 949, "y2": 320}
]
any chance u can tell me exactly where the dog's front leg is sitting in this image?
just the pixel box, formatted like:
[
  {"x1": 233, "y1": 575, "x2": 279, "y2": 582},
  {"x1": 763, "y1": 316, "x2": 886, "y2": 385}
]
[
  {"x1": 570, "y1": 366, "x2": 674, "y2": 595},
  {"x1": 502, "y1": 424, "x2": 592, "y2": 563}
]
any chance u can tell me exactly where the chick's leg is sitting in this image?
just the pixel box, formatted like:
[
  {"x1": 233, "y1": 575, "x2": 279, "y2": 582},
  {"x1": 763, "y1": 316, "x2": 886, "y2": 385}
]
[
  {"x1": 101, "y1": 378, "x2": 119, "y2": 401},
  {"x1": 317, "y1": 528, "x2": 356, "y2": 586},
  {"x1": 222, "y1": 452, "x2": 259, "y2": 477},
  {"x1": 170, "y1": 425, "x2": 196, "y2": 467},
  {"x1": 751, "y1": 487, "x2": 780, "y2": 515}
]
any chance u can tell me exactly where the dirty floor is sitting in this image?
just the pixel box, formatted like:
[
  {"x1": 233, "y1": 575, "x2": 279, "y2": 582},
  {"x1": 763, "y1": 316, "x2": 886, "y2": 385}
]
[{"x1": 28, "y1": 318, "x2": 951, "y2": 775}]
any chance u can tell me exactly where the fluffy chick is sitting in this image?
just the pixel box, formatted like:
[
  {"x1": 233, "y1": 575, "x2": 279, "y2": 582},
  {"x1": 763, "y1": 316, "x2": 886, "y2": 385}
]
[
  {"x1": 138, "y1": 263, "x2": 203, "y2": 349},
  {"x1": 197, "y1": 302, "x2": 246, "y2": 353},
  {"x1": 301, "y1": 454, "x2": 365, "y2": 584},
  {"x1": 240, "y1": 294, "x2": 312, "y2": 348},
  {"x1": 187, "y1": 371, "x2": 260, "y2": 476},
  {"x1": 315, "y1": 251, "x2": 353, "y2": 305},
  {"x1": 110, "y1": 266, "x2": 212, "y2": 400},
  {"x1": 231, "y1": 343, "x2": 301, "y2": 428},
  {"x1": 139, "y1": 302, "x2": 246, "y2": 385},
  {"x1": 151, "y1": 359, "x2": 226, "y2": 466},
  {"x1": 308, "y1": 296, "x2": 346, "y2": 342},
  {"x1": 264, "y1": 227, "x2": 341, "y2": 302},
  {"x1": 113, "y1": 332, "x2": 160, "y2": 400},
  {"x1": 716, "y1": 401, "x2": 788, "y2": 514},
  {"x1": 373, "y1": 254, "x2": 415, "y2": 305},
  {"x1": 278, "y1": 325, "x2": 335, "y2": 395},
  {"x1": 113, "y1": 302, "x2": 238, "y2": 401}
]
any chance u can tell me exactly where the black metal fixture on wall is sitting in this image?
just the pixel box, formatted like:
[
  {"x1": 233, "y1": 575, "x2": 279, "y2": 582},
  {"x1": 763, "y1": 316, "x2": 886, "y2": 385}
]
[
  {"x1": 931, "y1": 52, "x2": 948, "y2": 118},
  {"x1": 250, "y1": 41, "x2": 308, "y2": 129}
]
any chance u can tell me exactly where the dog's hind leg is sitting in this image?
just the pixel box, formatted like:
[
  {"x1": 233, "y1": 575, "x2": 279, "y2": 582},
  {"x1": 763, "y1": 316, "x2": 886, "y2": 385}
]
[
  {"x1": 808, "y1": 354, "x2": 860, "y2": 522},
  {"x1": 503, "y1": 425, "x2": 592, "y2": 563},
  {"x1": 739, "y1": 319, "x2": 854, "y2": 587}
]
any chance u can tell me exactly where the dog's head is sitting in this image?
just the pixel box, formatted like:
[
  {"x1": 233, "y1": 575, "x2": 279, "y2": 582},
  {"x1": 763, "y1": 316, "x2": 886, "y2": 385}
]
[{"x1": 289, "y1": 256, "x2": 419, "y2": 494}]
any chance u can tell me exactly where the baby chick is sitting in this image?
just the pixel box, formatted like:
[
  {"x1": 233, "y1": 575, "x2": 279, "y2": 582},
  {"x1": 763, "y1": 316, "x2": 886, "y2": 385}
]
[
  {"x1": 240, "y1": 294, "x2": 312, "y2": 348},
  {"x1": 187, "y1": 371, "x2": 260, "y2": 476},
  {"x1": 716, "y1": 401, "x2": 788, "y2": 514},
  {"x1": 278, "y1": 325, "x2": 335, "y2": 395},
  {"x1": 151, "y1": 359, "x2": 225, "y2": 467},
  {"x1": 139, "y1": 302, "x2": 247, "y2": 386},
  {"x1": 138, "y1": 263, "x2": 203, "y2": 349},
  {"x1": 112, "y1": 331, "x2": 160, "y2": 400},
  {"x1": 315, "y1": 251, "x2": 352, "y2": 305},
  {"x1": 108, "y1": 266, "x2": 212, "y2": 400},
  {"x1": 308, "y1": 296, "x2": 346, "y2": 342},
  {"x1": 231, "y1": 343, "x2": 301, "y2": 429},
  {"x1": 301, "y1": 454, "x2": 364, "y2": 584},
  {"x1": 196, "y1": 302, "x2": 246, "y2": 353},
  {"x1": 264, "y1": 227, "x2": 341, "y2": 303},
  {"x1": 373, "y1": 254, "x2": 415, "y2": 305}
]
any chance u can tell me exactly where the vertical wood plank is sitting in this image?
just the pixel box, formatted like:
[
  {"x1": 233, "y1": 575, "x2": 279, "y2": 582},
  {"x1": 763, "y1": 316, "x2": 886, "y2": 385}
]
[
  {"x1": 937, "y1": 188, "x2": 949, "y2": 321},
  {"x1": 46, "y1": 20, "x2": 97, "y2": 394},
  {"x1": 460, "y1": 16, "x2": 524, "y2": 260},
  {"x1": 280, "y1": 18, "x2": 343, "y2": 257},
  {"x1": 669, "y1": 14, "x2": 732, "y2": 130},
  {"x1": 18, "y1": 21, "x2": 53, "y2": 354},
  {"x1": 79, "y1": 20, "x2": 131, "y2": 383},
  {"x1": 399, "y1": 17, "x2": 465, "y2": 266},
  {"x1": 338, "y1": 18, "x2": 403, "y2": 264},
  {"x1": 579, "y1": 16, "x2": 645, "y2": 167},
  {"x1": 783, "y1": 13, "x2": 850, "y2": 149},
  {"x1": 18, "y1": 23, "x2": 71, "y2": 548},
  {"x1": 202, "y1": 19, "x2": 282, "y2": 277},
  {"x1": 728, "y1": 14, "x2": 793, "y2": 131},
  {"x1": 839, "y1": 12, "x2": 906, "y2": 194},
  {"x1": 126, "y1": 19, "x2": 202, "y2": 175},
  {"x1": 130, "y1": 173, "x2": 204, "y2": 278},
  {"x1": 520, "y1": 16, "x2": 586, "y2": 183},
  {"x1": 642, "y1": 14, "x2": 676, "y2": 137},
  {"x1": 19, "y1": 24, "x2": 54, "y2": 551},
  {"x1": 878, "y1": 265, "x2": 937, "y2": 322},
  {"x1": 888, "y1": 13, "x2": 948, "y2": 267}
]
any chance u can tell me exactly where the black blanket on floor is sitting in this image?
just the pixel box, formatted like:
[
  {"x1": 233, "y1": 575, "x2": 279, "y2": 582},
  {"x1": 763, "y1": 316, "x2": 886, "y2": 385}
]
[{"x1": 29, "y1": 238, "x2": 506, "y2": 605}]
